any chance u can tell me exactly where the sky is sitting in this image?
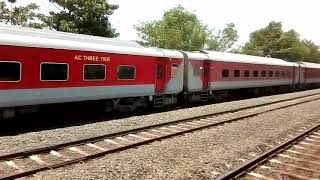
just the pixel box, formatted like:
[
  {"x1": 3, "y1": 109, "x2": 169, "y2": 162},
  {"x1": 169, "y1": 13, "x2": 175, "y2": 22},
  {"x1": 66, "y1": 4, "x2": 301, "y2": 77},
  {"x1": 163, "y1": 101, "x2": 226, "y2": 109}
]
[{"x1": 16, "y1": 0, "x2": 320, "y2": 46}]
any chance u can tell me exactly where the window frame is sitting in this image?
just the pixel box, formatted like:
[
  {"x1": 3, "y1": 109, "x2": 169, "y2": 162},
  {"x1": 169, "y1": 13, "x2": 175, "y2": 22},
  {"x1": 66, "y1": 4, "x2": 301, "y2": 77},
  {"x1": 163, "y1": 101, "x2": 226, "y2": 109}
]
[
  {"x1": 193, "y1": 64, "x2": 201, "y2": 77},
  {"x1": 244, "y1": 70, "x2": 250, "y2": 78},
  {"x1": 275, "y1": 71, "x2": 280, "y2": 78},
  {"x1": 222, "y1": 69, "x2": 230, "y2": 78},
  {"x1": 287, "y1": 71, "x2": 291, "y2": 78},
  {"x1": 40, "y1": 62, "x2": 69, "y2": 82},
  {"x1": 281, "y1": 71, "x2": 285, "y2": 78},
  {"x1": 253, "y1": 70, "x2": 259, "y2": 78},
  {"x1": 234, "y1": 69, "x2": 240, "y2": 78},
  {"x1": 156, "y1": 64, "x2": 164, "y2": 80},
  {"x1": 261, "y1": 71, "x2": 266, "y2": 77},
  {"x1": 117, "y1": 65, "x2": 136, "y2": 80},
  {"x1": 83, "y1": 64, "x2": 106, "y2": 81},
  {"x1": 171, "y1": 63, "x2": 178, "y2": 78},
  {"x1": 0, "y1": 61, "x2": 22, "y2": 82},
  {"x1": 268, "y1": 71, "x2": 274, "y2": 77}
]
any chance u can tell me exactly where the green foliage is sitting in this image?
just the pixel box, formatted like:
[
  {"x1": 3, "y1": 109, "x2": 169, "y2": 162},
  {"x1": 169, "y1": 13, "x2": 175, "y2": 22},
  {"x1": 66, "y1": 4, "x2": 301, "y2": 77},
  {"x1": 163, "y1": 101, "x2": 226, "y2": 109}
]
[
  {"x1": 46, "y1": 0, "x2": 119, "y2": 38},
  {"x1": 135, "y1": 6, "x2": 238, "y2": 51},
  {"x1": 0, "y1": 0, "x2": 46, "y2": 28},
  {"x1": 302, "y1": 40, "x2": 320, "y2": 63},
  {"x1": 135, "y1": 5, "x2": 208, "y2": 51},
  {"x1": 242, "y1": 21, "x2": 320, "y2": 62},
  {"x1": 206, "y1": 23, "x2": 239, "y2": 51}
]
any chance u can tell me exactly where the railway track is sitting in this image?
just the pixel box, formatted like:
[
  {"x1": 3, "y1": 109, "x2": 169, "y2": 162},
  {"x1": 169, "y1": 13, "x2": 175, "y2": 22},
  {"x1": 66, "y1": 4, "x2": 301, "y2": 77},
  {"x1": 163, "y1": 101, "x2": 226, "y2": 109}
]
[
  {"x1": 1, "y1": 93, "x2": 320, "y2": 179},
  {"x1": 217, "y1": 123, "x2": 320, "y2": 180}
]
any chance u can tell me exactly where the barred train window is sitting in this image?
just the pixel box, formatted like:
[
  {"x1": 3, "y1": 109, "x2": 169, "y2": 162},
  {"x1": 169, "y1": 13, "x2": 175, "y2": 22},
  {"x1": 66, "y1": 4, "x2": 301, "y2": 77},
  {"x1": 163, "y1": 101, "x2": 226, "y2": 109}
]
[
  {"x1": 118, "y1": 65, "x2": 135, "y2": 80},
  {"x1": 244, "y1": 70, "x2": 250, "y2": 77},
  {"x1": 253, "y1": 70, "x2": 259, "y2": 77},
  {"x1": 222, "y1": 69, "x2": 229, "y2": 78},
  {"x1": 287, "y1": 71, "x2": 291, "y2": 77},
  {"x1": 281, "y1": 71, "x2": 285, "y2": 78},
  {"x1": 0, "y1": 61, "x2": 21, "y2": 82},
  {"x1": 268, "y1": 71, "x2": 273, "y2": 77},
  {"x1": 275, "y1": 71, "x2": 280, "y2": 77},
  {"x1": 234, "y1": 70, "x2": 240, "y2": 77},
  {"x1": 156, "y1": 64, "x2": 163, "y2": 79},
  {"x1": 171, "y1": 64, "x2": 178, "y2": 78},
  {"x1": 193, "y1": 64, "x2": 200, "y2": 76},
  {"x1": 41, "y1": 63, "x2": 68, "y2": 81},
  {"x1": 261, "y1": 71, "x2": 266, "y2": 77},
  {"x1": 84, "y1": 64, "x2": 106, "y2": 80}
]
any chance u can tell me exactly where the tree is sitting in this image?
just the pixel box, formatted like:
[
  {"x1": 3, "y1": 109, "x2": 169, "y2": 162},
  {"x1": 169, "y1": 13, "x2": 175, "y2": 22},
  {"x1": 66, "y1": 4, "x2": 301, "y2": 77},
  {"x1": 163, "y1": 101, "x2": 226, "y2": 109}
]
[
  {"x1": 243, "y1": 22, "x2": 283, "y2": 57},
  {"x1": 46, "y1": 0, "x2": 119, "y2": 37},
  {"x1": 272, "y1": 30, "x2": 310, "y2": 61},
  {"x1": 135, "y1": 5, "x2": 209, "y2": 51},
  {"x1": 206, "y1": 23, "x2": 239, "y2": 51},
  {"x1": 303, "y1": 40, "x2": 320, "y2": 63},
  {"x1": 242, "y1": 21, "x2": 320, "y2": 62},
  {"x1": 0, "y1": 0, "x2": 45, "y2": 28},
  {"x1": 135, "y1": 6, "x2": 238, "y2": 52}
]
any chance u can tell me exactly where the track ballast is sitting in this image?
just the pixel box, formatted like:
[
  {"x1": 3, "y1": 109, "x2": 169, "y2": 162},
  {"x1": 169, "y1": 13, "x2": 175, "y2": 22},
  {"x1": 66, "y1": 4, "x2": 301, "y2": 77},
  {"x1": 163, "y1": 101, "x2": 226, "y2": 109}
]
[
  {"x1": 217, "y1": 123, "x2": 320, "y2": 179},
  {"x1": 0, "y1": 93, "x2": 320, "y2": 179}
]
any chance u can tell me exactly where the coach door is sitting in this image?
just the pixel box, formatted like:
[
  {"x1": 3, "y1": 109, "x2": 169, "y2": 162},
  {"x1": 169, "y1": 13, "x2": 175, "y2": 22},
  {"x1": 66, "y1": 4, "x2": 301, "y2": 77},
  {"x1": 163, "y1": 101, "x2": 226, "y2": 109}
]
[
  {"x1": 299, "y1": 64, "x2": 306, "y2": 84},
  {"x1": 202, "y1": 60, "x2": 210, "y2": 89},
  {"x1": 155, "y1": 59, "x2": 166, "y2": 93},
  {"x1": 294, "y1": 66, "x2": 300, "y2": 84}
]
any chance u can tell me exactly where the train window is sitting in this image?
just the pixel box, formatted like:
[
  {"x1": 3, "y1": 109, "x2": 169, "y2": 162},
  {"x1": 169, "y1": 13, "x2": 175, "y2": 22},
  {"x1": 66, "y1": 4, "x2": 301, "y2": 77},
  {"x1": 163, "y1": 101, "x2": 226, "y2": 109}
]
[
  {"x1": 222, "y1": 69, "x2": 229, "y2": 78},
  {"x1": 268, "y1": 71, "x2": 273, "y2": 77},
  {"x1": 287, "y1": 71, "x2": 291, "y2": 77},
  {"x1": 275, "y1": 71, "x2": 280, "y2": 77},
  {"x1": 157, "y1": 64, "x2": 163, "y2": 79},
  {"x1": 118, "y1": 65, "x2": 136, "y2": 80},
  {"x1": 0, "y1": 61, "x2": 21, "y2": 82},
  {"x1": 281, "y1": 71, "x2": 285, "y2": 78},
  {"x1": 193, "y1": 64, "x2": 200, "y2": 76},
  {"x1": 41, "y1": 63, "x2": 68, "y2": 81},
  {"x1": 253, "y1": 71, "x2": 259, "y2": 77},
  {"x1": 244, "y1": 70, "x2": 250, "y2": 77},
  {"x1": 234, "y1": 70, "x2": 240, "y2": 77},
  {"x1": 83, "y1": 64, "x2": 106, "y2": 80},
  {"x1": 261, "y1": 71, "x2": 266, "y2": 77},
  {"x1": 171, "y1": 64, "x2": 178, "y2": 78}
]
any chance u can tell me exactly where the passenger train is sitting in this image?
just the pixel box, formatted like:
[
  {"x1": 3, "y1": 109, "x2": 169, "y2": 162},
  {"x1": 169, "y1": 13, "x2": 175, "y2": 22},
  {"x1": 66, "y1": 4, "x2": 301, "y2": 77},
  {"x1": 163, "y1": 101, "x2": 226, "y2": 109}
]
[{"x1": 0, "y1": 25, "x2": 320, "y2": 118}]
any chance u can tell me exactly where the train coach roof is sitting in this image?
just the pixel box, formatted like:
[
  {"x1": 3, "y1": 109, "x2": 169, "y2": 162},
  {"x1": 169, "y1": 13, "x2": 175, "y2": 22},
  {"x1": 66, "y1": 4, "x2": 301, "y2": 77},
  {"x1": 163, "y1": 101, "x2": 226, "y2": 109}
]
[
  {"x1": 0, "y1": 25, "x2": 183, "y2": 59},
  {"x1": 156, "y1": 49, "x2": 184, "y2": 59},
  {"x1": 300, "y1": 62, "x2": 320, "y2": 69},
  {"x1": 202, "y1": 50, "x2": 296, "y2": 67},
  {"x1": 182, "y1": 51, "x2": 209, "y2": 60},
  {"x1": 0, "y1": 24, "x2": 142, "y2": 48}
]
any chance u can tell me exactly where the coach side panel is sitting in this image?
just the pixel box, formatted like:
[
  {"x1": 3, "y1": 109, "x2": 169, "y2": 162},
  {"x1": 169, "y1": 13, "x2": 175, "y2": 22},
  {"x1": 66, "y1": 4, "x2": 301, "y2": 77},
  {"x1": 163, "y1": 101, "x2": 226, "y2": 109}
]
[
  {"x1": 0, "y1": 45, "x2": 158, "y2": 108},
  {"x1": 305, "y1": 67, "x2": 320, "y2": 84},
  {"x1": 209, "y1": 61, "x2": 294, "y2": 90}
]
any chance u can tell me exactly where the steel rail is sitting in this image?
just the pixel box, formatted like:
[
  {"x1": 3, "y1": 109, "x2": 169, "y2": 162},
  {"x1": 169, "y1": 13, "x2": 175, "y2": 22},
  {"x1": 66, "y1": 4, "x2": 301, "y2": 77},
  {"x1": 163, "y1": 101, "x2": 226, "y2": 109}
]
[
  {"x1": 216, "y1": 123, "x2": 320, "y2": 180},
  {"x1": 0, "y1": 92, "x2": 319, "y2": 160},
  {"x1": 0, "y1": 93, "x2": 320, "y2": 179}
]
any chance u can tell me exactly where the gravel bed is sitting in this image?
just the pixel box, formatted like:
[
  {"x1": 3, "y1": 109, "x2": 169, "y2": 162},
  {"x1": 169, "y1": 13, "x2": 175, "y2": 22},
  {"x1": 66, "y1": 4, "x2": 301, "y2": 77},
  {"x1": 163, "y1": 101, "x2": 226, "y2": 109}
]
[
  {"x1": 18, "y1": 94, "x2": 320, "y2": 180},
  {"x1": 1, "y1": 89, "x2": 320, "y2": 155}
]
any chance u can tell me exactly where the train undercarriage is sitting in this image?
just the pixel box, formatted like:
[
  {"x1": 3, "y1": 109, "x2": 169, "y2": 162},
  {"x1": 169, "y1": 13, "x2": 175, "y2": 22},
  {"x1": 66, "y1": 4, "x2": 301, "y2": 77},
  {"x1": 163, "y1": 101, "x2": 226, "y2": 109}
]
[{"x1": 1, "y1": 83, "x2": 320, "y2": 120}]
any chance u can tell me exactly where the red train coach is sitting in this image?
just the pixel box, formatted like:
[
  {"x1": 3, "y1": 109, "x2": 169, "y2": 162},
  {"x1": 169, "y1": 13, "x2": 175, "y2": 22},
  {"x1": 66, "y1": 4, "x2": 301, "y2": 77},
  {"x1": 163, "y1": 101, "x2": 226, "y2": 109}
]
[
  {"x1": 1, "y1": 25, "x2": 320, "y2": 119},
  {"x1": 182, "y1": 50, "x2": 301, "y2": 103},
  {"x1": 0, "y1": 26, "x2": 184, "y2": 118},
  {"x1": 300, "y1": 62, "x2": 320, "y2": 86}
]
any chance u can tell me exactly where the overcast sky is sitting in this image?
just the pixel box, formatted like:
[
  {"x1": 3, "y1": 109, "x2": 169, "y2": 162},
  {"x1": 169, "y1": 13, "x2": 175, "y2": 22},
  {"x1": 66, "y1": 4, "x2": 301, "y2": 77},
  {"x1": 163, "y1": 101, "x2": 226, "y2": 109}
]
[{"x1": 18, "y1": 0, "x2": 320, "y2": 46}]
